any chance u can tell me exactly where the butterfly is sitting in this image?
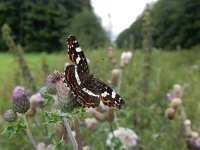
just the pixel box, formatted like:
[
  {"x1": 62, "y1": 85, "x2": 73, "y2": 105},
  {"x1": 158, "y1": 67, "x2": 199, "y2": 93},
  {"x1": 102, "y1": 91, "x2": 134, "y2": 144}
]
[{"x1": 64, "y1": 35, "x2": 125, "y2": 109}]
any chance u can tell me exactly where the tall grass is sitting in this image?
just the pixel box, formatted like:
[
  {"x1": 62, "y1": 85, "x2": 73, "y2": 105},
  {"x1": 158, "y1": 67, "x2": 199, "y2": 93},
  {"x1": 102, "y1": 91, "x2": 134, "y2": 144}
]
[{"x1": 0, "y1": 49, "x2": 200, "y2": 149}]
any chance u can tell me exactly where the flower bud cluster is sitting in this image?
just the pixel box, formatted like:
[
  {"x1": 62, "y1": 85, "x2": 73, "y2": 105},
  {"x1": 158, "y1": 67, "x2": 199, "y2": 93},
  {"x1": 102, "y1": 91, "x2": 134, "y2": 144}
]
[
  {"x1": 165, "y1": 84, "x2": 182, "y2": 120},
  {"x1": 4, "y1": 86, "x2": 31, "y2": 122},
  {"x1": 184, "y1": 119, "x2": 200, "y2": 149}
]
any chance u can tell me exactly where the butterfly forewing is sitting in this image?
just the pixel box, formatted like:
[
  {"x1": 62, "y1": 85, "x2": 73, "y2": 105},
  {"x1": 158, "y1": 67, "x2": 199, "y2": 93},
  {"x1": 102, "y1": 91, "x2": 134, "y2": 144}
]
[{"x1": 67, "y1": 35, "x2": 89, "y2": 73}]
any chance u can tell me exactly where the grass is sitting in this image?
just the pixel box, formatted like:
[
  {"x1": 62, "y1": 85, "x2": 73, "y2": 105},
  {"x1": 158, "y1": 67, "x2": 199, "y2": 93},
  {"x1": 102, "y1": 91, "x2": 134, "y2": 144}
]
[{"x1": 0, "y1": 49, "x2": 200, "y2": 149}]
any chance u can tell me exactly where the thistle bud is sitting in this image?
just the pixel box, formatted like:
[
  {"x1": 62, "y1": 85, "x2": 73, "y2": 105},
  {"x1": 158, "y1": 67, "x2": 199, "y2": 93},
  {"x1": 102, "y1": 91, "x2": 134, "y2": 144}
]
[
  {"x1": 166, "y1": 93, "x2": 173, "y2": 101},
  {"x1": 170, "y1": 98, "x2": 182, "y2": 109},
  {"x1": 12, "y1": 86, "x2": 30, "y2": 114},
  {"x1": 184, "y1": 119, "x2": 192, "y2": 137},
  {"x1": 30, "y1": 93, "x2": 45, "y2": 108},
  {"x1": 107, "y1": 46, "x2": 114, "y2": 59},
  {"x1": 46, "y1": 73, "x2": 57, "y2": 95},
  {"x1": 120, "y1": 51, "x2": 133, "y2": 67},
  {"x1": 186, "y1": 138, "x2": 200, "y2": 149},
  {"x1": 4, "y1": 109, "x2": 17, "y2": 122},
  {"x1": 40, "y1": 87, "x2": 50, "y2": 99},
  {"x1": 165, "y1": 107, "x2": 175, "y2": 119},
  {"x1": 85, "y1": 118, "x2": 98, "y2": 130},
  {"x1": 191, "y1": 132, "x2": 199, "y2": 139},
  {"x1": 111, "y1": 69, "x2": 121, "y2": 86},
  {"x1": 173, "y1": 84, "x2": 183, "y2": 98}
]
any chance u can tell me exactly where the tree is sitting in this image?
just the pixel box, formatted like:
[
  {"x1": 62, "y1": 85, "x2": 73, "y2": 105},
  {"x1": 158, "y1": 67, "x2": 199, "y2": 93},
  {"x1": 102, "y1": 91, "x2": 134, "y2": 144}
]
[
  {"x1": 116, "y1": 0, "x2": 200, "y2": 50},
  {"x1": 67, "y1": 9, "x2": 108, "y2": 50},
  {"x1": 0, "y1": 0, "x2": 108, "y2": 52}
]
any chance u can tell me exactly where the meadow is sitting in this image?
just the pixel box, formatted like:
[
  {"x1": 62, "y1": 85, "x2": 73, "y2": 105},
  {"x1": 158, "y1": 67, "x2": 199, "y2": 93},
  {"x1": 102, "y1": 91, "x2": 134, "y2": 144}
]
[{"x1": 0, "y1": 49, "x2": 200, "y2": 149}]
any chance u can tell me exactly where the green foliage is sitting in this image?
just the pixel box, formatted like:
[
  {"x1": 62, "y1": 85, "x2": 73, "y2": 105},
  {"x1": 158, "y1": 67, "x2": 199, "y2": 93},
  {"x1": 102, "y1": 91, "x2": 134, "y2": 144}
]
[
  {"x1": 0, "y1": 0, "x2": 108, "y2": 52},
  {"x1": 67, "y1": 9, "x2": 109, "y2": 50},
  {"x1": 116, "y1": 0, "x2": 200, "y2": 50},
  {"x1": 0, "y1": 49, "x2": 200, "y2": 149},
  {"x1": 2, "y1": 121, "x2": 26, "y2": 138}
]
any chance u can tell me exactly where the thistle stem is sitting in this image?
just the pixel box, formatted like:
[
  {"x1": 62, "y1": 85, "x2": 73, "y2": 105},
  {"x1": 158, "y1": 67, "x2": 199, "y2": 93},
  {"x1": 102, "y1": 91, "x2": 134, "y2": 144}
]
[
  {"x1": 22, "y1": 114, "x2": 38, "y2": 150},
  {"x1": 63, "y1": 118, "x2": 78, "y2": 150},
  {"x1": 73, "y1": 116, "x2": 83, "y2": 150}
]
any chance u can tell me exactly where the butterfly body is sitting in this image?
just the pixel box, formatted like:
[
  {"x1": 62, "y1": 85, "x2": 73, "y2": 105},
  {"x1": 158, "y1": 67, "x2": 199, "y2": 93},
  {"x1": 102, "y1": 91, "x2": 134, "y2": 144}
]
[{"x1": 64, "y1": 35, "x2": 125, "y2": 109}]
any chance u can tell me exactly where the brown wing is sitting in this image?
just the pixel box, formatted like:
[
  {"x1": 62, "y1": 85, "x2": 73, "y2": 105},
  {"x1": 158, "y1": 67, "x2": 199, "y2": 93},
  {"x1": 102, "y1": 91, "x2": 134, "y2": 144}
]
[
  {"x1": 67, "y1": 35, "x2": 89, "y2": 74},
  {"x1": 64, "y1": 65, "x2": 100, "y2": 108},
  {"x1": 89, "y1": 78, "x2": 125, "y2": 109}
]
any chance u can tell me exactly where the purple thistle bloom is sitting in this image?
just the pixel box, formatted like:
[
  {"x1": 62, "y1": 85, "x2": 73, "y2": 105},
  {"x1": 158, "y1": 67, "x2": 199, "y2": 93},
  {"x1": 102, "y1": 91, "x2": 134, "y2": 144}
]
[
  {"x1": 166, "y1": 93, "x2": 173, "y2": 101},
  {"x1": 47, "y1": 71, "x2": 81, "y2": 112},
  {"x1": 195, "y1": 138, "x2": 200, "y2": 148},
  {"x1": 4, "y1": 109, "x2": 17, "y2": 122},
  {"x1": 12, "y1": 86, "x2": 30, "y2": 113},
  {"x1": 35, "y1": 92, "x2": 44, "y2": 107}
]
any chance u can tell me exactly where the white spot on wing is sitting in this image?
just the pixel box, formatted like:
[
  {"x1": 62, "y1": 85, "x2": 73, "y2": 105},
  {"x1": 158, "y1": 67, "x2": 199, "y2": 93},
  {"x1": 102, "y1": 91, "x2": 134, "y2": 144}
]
[
  {"x1": 76, "y1": 47, "x2": 82, "y2": 52},
  {"x1": 75, "y1": 66, "x2": 81, "y2": 85},
  {"x1": 76, "y1": 55, "x2": 81, "y2": 64},
  {"x1": 101, "y1": 91, "x2": 109, "y2": 97},
  {"x1": 82, "y1": 88, "x2": 99, "y2": 97},
  {"x1": 111, "y1": 91, "x2": 116, "y2": 99}
]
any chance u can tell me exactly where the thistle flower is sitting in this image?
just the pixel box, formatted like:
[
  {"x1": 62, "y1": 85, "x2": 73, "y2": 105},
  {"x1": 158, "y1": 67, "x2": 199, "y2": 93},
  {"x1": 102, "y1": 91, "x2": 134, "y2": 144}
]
[
  {"x1": 166, "y1": 93, "x2": 173, "y2": 101},
  {"x1": 186, "y1": 138, "x2": 200, "y2": 149},
  {"x1": 184, "y1": 119, "x2": 192, "y2": 137},
  {"x1": 85, "y1": 118, "x2": 98, "y2": 130},
  {"x1": 107, "y1": 46, "x2": 114, "y2": 59},
  {"x1": 4, "y1": 109, "x2": 17, "y2": 122},
  {"x1": 12, "y1": 86, "x2": 30, "y2": 113},
  {"x1": 170, "y1": 98, "x2": 182, "y2": 110},
  {"x1": 194, "y1": 138, "x2": 200, "y2": 148},
  {"x1": 37, "y1": 142, "x2": 55, "y2": 150},
  {"x1": 30, "y1": 93, "x2": 45, "y2": 108},
  {"x1": 83, "y1": 146, "x2": 93, "y2": 150},
  {"x1": 46, "y1": 74, "x2": 57, "y2": 95},
  {"x1": 120, "y1": 51, "x2": 133, "y2": 67},
  {"x1": 40, "y1": 87, "x2": 50, "y2": 99},
  {"x1": 173, "y1": 84, "x2": 183, "y2": 98},
  {"x1": 47, "y1": 71, "x2": 81, "y2": 112},
  {"x1": 106, "y1": 127, "x2": 138, "y2": 149},
  {"x1": 165, "y1": 107, "x2": 175, "y2": 120},
  {"x1": 111, "y1": 69, "x2": 121, "y2": 86},
  {"x1": 191, "y1": 132, "x2": 199, "y2": 139}
]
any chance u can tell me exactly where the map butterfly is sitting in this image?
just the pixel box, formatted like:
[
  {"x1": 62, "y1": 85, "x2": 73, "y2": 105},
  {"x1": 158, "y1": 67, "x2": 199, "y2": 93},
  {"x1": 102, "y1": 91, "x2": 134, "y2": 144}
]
[{"x1": 64, "y1": 35, "x2": 125, "y2": 109}]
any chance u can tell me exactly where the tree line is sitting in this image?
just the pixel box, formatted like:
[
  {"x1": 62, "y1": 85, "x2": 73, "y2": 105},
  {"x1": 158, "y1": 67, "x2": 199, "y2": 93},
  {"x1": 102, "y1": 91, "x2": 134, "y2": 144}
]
[
  {"x1": 0, "y1": 0, "x2": 108, "y2": 52},
  {"x1": 116, "y1": 0, "x2": 200, "y2": 50}
]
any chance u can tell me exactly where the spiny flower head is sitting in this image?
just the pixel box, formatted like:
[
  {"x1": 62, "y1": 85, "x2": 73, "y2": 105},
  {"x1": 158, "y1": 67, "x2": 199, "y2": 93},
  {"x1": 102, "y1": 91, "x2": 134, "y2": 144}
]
[
  {"x1": 30, "y1": 92, "x2": 45, "y2": 108},
  {"x1": 120, "y1": 51, "x2": 133, "y2": 67},
  {"x1": 47, "y1": 71, "x2": 81, "y2": 112},
  {"x1": 106, "y1": 127, "x2": 138, "y2": 149},
  {"x1": 4, "y1": 109, "x2": 17, "y2": 122},
  {"x1": 12, "y1": 86, "x2": 30, "y2": 113}
]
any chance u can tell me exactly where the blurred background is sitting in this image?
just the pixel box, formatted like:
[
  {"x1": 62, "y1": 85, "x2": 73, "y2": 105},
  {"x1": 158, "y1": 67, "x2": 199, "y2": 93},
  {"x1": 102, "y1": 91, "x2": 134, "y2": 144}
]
[{"x1": 0, "y1": 0, "x2": 200, "y2": 149}]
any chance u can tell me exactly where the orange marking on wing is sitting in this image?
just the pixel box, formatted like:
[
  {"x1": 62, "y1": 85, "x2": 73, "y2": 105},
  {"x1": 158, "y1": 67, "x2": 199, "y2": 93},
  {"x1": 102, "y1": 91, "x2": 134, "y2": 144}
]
[
  {"x1": 71, "y1": 53, "x2": 76, "y2": 64},
  {"x1": 101, "y1": 97, "x2": 111, "y2": 103},
  {"x1": 78, "y1": 92, "x2": 95, "y2": 105},
  {"x1": 67, "y1": 70, "x2": 76, "y2": 91}
]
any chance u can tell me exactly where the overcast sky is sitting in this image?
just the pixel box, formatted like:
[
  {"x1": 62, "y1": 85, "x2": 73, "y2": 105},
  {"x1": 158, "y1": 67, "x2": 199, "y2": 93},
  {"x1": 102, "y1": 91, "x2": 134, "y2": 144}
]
[{"x1": 91, "y1": 0, "x2": 156, "y2": 37}]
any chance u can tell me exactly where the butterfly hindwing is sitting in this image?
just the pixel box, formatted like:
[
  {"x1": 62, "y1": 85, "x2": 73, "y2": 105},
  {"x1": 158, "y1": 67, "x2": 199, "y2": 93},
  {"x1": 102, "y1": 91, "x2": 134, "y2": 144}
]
[
  {"x1": 64, "y1": 65, "x2": 100, "y2": 108},
  {"x1": 91, "y1": 78, "x2": 125, "y2": 109}
]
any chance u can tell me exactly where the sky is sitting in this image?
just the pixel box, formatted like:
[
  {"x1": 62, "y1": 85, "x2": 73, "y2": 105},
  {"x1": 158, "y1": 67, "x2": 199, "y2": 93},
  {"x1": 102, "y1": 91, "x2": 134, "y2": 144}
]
[{"x1": 91, "y1": 0, "x2": 156, "y2": 39}]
